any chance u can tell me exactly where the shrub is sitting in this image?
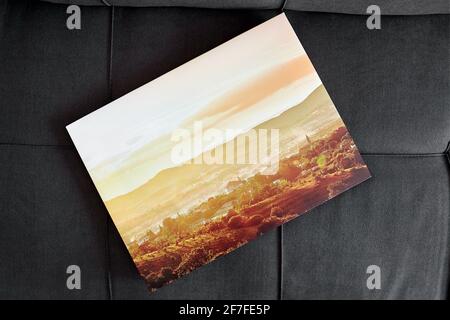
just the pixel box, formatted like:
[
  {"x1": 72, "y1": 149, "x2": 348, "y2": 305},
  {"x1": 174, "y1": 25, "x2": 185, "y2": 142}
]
[
  {"x1": 270, "y1": 206, "x2": 283, "y2": 217},
  {"x1": 228, "y1": 215, "x2": 245, "y2": 229},
  {"x1": 278, "y1": 179, "x2": 290, "y2": 189},
  {"x1": 167, "y1": 252, "x2": 182, "y2": 266},
  {"x1": 224, "y1": 209, "x2": 239, "y2": 223},
  {"x1": 245, "y1": 214, "x2": 264, "y2": 227},
  {"x1": 316, "y1": 154, "x2": 327, "y2": 168},
  {"x1": 339, "y1": 155, "x2": 354, "y2": 169}
]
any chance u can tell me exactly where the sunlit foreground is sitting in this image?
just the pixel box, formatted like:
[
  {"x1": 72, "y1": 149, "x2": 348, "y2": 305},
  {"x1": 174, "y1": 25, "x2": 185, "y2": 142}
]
[{"x1": 130, "y1": 124, "x2": 370, "y2": 291}]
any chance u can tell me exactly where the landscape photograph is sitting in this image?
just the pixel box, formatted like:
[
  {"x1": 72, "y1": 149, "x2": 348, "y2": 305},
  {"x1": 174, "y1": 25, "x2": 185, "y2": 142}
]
[{"x1": 67, "y1": 14, "x2": 370, "y2": 291}]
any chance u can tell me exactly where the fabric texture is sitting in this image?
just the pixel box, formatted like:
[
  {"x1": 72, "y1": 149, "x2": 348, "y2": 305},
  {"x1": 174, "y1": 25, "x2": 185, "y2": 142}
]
[
  {"x1": 0, "y1": 0, "x2": 449, "y2": 299},
  {"x1": 42, "y1": 0, "x2": 450, "y2": 15}
]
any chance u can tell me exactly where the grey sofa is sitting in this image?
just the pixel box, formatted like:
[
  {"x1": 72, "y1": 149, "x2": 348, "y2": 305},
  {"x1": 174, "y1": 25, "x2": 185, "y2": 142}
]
[{"x1": 0, "y1": 0, "x2": 449, "y2": 299}]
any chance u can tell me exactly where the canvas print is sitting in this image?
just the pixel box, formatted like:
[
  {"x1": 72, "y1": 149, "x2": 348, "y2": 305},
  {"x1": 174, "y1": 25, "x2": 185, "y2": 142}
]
[{"x1": 67, "y1": 13, "x2": 371, "y2": 291}]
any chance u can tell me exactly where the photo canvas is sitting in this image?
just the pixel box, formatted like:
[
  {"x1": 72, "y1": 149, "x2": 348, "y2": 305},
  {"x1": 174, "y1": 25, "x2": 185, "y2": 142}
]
[{"x1": 67, "y1": 13, "x2": 371, "y2": 291}]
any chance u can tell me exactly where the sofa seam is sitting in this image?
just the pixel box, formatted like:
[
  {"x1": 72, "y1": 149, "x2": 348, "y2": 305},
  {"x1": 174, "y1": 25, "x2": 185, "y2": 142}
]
[
  {"x1": 444, "y1": 140, "x2": 450, "y2": 299},
  {"x1": 445, "y1": 141, "x2": 450, "y2": 162},
  {"x1": 0, "y1": 143, "x2": 448, "y2": 158},
  {"x1": 40, "y1": 0, "x2": 450, "y2": 16},
  {"x1": 104, "y1": 4, "x2": 115, "y2": 301}
]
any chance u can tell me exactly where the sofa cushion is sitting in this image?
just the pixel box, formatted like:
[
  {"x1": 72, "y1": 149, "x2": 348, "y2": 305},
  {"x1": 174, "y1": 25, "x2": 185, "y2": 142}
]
[
  {"x1": 283, "y1": 155, "x2": 449, "y2": 299},
  {"x1": 42, "y1": 0, "x2": 450, "y2": 15},
  {"x1": 0, "y1": 0, "x2": 448, "y2": 299}
]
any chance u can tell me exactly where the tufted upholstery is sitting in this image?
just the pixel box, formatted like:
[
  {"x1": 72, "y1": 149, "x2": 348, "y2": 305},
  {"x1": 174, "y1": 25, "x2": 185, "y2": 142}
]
[{"x1": 0, "y1": 0, "x2": 449, "y2": 299}]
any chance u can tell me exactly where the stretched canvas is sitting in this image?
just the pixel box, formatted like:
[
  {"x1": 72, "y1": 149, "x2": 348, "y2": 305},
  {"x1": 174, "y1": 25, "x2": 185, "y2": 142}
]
[{"x1": 67, "y1": 13, "x2": 371, "y2": 291}]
